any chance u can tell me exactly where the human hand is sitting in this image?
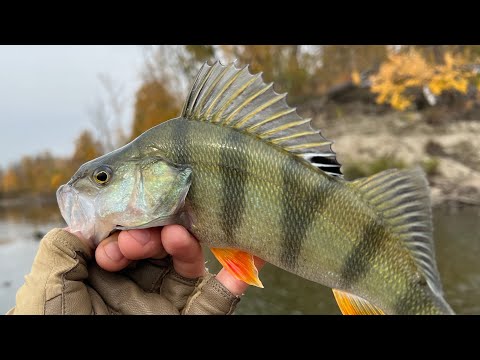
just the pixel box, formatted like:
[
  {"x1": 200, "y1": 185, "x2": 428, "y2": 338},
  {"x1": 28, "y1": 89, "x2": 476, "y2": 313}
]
[
  {"x1": 7, "y1": 226, "x2": 264, "y2": 315},
  {"x1": 93, "y1": 225, "x2": 265, "y2": 297}
]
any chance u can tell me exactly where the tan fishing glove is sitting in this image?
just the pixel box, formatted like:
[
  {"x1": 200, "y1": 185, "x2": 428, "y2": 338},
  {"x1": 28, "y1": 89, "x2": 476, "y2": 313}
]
[{"x1": 6, "y1": 228, "x2": 240, "y2": 315}]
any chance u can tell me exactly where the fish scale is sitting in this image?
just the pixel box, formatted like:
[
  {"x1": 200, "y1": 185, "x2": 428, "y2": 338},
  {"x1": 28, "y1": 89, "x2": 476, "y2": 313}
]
[{"x1": 57, "y1": 61, "x2": 455, "y2": 314}]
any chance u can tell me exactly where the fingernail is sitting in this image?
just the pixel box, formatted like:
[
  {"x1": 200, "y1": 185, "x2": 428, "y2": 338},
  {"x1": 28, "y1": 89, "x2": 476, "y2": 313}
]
[
  {"x1": 128, "y1": 229, "x2": 151, "y2": 245},
  {"x1": 104, "y1": 241, "x2": 124, "y2": 262}
]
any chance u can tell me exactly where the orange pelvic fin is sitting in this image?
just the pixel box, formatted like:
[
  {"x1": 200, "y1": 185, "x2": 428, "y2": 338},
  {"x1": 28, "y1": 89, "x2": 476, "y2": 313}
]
[
  {"x1": 210, "y1": 247, "x2": 263, "y2": 288},
  {"x1": 332, "y1": 289, "x2": 385, "y2": 315}
]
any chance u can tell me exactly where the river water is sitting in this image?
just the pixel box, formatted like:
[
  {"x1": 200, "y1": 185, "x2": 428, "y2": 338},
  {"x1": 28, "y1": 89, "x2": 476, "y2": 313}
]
[{"x1": 0, "y1": 203, "x2": 478, "y2": 314}]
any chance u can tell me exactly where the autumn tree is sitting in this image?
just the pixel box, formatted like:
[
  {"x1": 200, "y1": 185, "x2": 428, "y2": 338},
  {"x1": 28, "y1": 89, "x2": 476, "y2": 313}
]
[
  {"x1": 49, "y1": 158, "x2": 71, "y2": 192},
  {"x1": 402, "y1": 45, "x2": 480, "y2": 64},
  {"x1": 89, "y1": 74, "x2": 129, "y2": 153},
  {"x1": 31, "y1": 152, "x2": 57, "y2": 194},
  {"x1": 131, "y1": 45, "x2": 215, "y2": 138},
  {"x1": 2, "y1": 168, "x2": 20, "y2": 195},
  {"x1": 370, "y1": 49, "x2": 479, "y2": 111},
  {"x1": 179, "y1": 45, "x2": 216, "y2": 80},
  {"x1": 219, "y1": 45, "x2": 318, "y2": 103},
  {"x1": 71, "y1": 130, "x2": 103, "y2": 169},
  {"x1": 131, "y1": 45, "x2": 393, "y2": 125},
  {"x1": 140, "y1": 45, "x2": 213, "y2": 98},
  {"x1": 131, "y1": 81, "x2": 182, "y2": 139},
  {"x1": 134, "y1": 45, "x2": 326, "y2": 126},
  {"x1": 316, "y1": 45, "x2": 388, "y2": 91},
  {"x1": 0, "y1": 151, "x2": 72, "y2": 196}
]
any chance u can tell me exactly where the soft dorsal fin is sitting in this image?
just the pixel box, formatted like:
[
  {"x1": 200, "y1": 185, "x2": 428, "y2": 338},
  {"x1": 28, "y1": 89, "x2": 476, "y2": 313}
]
[
  {"x1": 181, "y1": 61, "x2": 342, "y2": 177},
  {"x1": 351, "y1": 167, "x2": 443, "y2": 296}
]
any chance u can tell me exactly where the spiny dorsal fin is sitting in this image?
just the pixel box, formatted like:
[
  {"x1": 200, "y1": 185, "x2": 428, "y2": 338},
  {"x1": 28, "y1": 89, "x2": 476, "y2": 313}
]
[
  {"x1": 181, "y1": 61, "x2": 342, "y2": 177},
  {"x1": 332, "y1": 289, "x2": 385, "y2": 315},
  {"x1": 351, "y1": 167, "x2": 443, "y2": 296}
]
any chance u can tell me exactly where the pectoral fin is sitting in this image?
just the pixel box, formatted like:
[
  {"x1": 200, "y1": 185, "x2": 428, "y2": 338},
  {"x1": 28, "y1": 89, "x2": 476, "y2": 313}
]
[
  {"x1": 332, "y1": 289, "x2": 385, "y2": 315},
  {"x1": 210, "y1": 248, "x2": 263, "y2": 288}
]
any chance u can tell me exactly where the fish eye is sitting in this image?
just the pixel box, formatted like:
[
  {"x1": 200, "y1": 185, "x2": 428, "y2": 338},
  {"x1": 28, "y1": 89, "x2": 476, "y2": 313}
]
[{"x1": 93, "y1": 167, "x2": 112, "y2": 185}]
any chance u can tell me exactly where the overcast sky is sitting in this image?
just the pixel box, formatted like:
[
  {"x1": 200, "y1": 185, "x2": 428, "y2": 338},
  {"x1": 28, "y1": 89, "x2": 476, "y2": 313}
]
[{"x1": 0, "y1": 45, "x2": 145, "y2": 168}]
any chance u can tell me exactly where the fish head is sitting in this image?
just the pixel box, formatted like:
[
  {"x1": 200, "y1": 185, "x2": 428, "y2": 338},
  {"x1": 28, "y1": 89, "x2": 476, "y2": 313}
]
[{"x1": 57, "y1": 147, "x2": 192, "y2": 247}]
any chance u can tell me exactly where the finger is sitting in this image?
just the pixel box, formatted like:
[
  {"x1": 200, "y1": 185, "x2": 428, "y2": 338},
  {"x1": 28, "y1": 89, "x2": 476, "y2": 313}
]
[
  {"x1": 160, "y1": 226, "x2": 206, "y2": 310},
  {"x1": 161, "y1": 225, "x2": 206, "y2": 279},
  {"x1": 215, "y1": 257, "x2": 266, "y2": 296},
  {"x1": 117, "y1": 228, "x2": 167, "y2": 261},
  {"x1": 95, "y1": 233, "x2": 132, "y2": 272}
]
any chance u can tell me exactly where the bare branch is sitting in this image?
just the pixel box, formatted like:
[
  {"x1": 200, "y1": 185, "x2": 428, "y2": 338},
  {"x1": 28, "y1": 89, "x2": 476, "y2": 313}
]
[{"x1": 88, "y1": 73, "x2": 128, "y2": 153}]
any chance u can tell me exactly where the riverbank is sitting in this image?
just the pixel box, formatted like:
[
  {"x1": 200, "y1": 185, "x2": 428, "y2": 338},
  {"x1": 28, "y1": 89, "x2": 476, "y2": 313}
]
[
  {"x1": 0, "y1": 194, "x2": 57, "y2": 208},
  {"x1": 312, "y1": 112, "x2": 480, "y2": 208}
]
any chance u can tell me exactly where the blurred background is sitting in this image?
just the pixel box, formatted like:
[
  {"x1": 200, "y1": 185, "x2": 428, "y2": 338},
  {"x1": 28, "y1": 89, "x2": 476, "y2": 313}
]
[{"x1": 0, "y1": 45, "x2": 479, "y2": 314}]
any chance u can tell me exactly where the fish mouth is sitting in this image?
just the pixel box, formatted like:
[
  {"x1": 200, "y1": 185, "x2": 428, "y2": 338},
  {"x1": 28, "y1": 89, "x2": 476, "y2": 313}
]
[
  {"x1": 57, "y1": 184, "x2": 78, "y2": 226},
  {"x1": 56, "y1": 184, "x2": 95, "y2": 239}
]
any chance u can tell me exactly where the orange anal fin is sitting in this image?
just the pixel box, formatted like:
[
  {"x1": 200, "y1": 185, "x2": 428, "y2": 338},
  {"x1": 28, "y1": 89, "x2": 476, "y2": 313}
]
[
  {"x1": 332, "y1": 289, "x2": 385, "y2": 315},
  {"x1": 210, "y1": 248, "x2": 264, "y2": 288}
]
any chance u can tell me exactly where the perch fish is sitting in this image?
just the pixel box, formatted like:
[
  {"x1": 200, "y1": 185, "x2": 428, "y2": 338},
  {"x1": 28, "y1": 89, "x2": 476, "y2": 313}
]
[{"x1": 57, "y1": 61, "x2": 454, "y2": 315}]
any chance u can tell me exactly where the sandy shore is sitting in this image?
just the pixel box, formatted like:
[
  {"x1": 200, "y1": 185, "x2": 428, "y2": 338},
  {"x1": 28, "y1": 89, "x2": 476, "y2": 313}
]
[{"x1": 312, "y1": 114, "x2": 480, "y2": 208}]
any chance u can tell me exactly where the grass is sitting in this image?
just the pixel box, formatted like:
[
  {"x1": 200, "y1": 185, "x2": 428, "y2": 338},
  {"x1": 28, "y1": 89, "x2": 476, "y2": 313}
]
[
  {"x1": 342, "y1": 155, "x2": 407, "y2": 180},
  {"x1": 343, "y1": 155, "x2": 440, "y2": 181},
  {"x1": 421, "y1": 157, "x2": 440, "y2": 176}
]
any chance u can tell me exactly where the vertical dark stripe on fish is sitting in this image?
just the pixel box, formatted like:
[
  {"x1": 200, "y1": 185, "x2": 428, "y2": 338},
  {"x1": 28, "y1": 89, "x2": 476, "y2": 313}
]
[
  {"x1": 392, "y1": 280, "x2": 438, "y2": 315},
  {"x1": 280, "y1": 160, "x2": 326, "y2": 270},
  {"x1": 392, "y1": 291, "x2": 413, "y2": 314},
  {"x1": 339, "y1": 220, "x2": 384, "y2": 288},
  {"x1": 171, "y1": 120, "x2": 190, "y2": 164},
  {"x1": 171, "y1": 120, "x2": 195, "y2": 200},
  {"x1": 220, "y1": 129, "x2": 248, "y2": 245}
]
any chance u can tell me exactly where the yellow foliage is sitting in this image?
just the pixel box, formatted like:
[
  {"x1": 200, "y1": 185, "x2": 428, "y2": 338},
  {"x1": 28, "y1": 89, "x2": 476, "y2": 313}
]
[
  {"x1": 351, "y1": 70, "x2": 361, "y2": 85},
  {"x1": 131, "y1": 81, "x2": 181, "y2": 139},
  {"x1": 2, "y1": 169, "x2": 19, "y2": 193},
  {"x1": 429, "y1": 52, "x2": 473, "y2": 95},
  {"x1": 72, "y1": 130, "x2": 103, "y2": 168},
  {"x1": 50, "y1": 173, "x2": 63, "y2": 190},
  {"x1": 370, "y1": 51, "x2": 432, "y2": 110},
  {"x1": 370, "y1": 50, "x2": 477, "y2": 111}
]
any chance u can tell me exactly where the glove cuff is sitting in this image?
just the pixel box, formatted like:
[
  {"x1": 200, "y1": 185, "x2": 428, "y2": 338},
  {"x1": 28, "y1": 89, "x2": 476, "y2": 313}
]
[
  {"x1": 182, "y1": 273, "x2": 241, "y2": 315},
  {"x1": 10, "y1": 228, "x2": 93, "y2": 314}
]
